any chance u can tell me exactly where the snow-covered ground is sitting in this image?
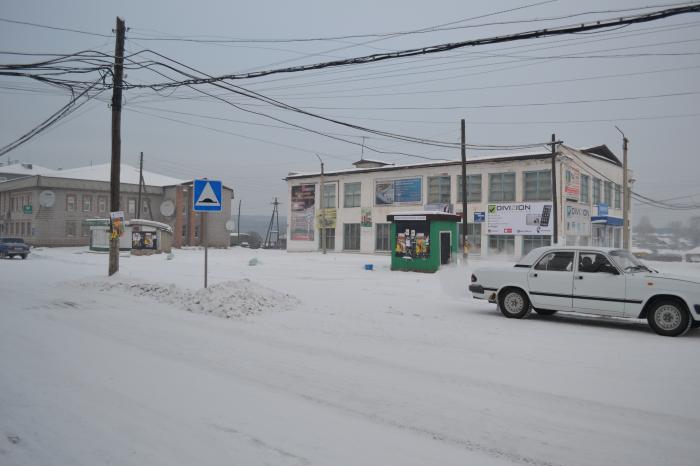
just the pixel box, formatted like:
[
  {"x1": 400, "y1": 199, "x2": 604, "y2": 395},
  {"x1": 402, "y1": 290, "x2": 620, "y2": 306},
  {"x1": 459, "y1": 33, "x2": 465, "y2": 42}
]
[{"x1": 1, "y1": 247, "x2": 699, "y2": 466}]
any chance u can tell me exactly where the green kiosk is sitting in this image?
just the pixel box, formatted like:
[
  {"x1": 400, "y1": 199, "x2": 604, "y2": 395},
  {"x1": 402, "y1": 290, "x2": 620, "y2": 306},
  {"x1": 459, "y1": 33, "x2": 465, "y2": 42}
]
[{"x1": 387, "y1": 211, "x2": 461, "y2": 273}]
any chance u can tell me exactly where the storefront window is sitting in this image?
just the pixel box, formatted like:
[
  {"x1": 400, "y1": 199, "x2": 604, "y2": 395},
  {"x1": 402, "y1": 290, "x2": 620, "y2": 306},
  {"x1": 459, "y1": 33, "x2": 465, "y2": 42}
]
[
  {"x1": 523, "y1": 170, "x2": 551, "y2": 201},
  {"x1": 456, "y1": 175, "x2": 482, "y2": 202},
  {"x1": 65, "y1": 221, "x2": 77, "y2": 237},
  {"x1": 458, "y1": 223, "x2": 482, "y2": 254},
  {"x1": 343, "y1": 182, "x2": 361, "y2": 208},
  {"x1": 489, "y1": 173, "x2": 516, "y2": 202},
  {"x1": 343, "y1": 223, "x2": 360, "y2": 250},
  {"x1": 580, "y1": 174, "x2": 590, "y2": 203},
  {"x1": 488, "y1": 235, "x2": 514, "y2": 255},
  {"x1": 522, "y1": 235, "x2": 551, "y2": 256},
  {"x1": 428, "y1": 176, "x2": 451, "y2": 204},
  {"x1": 375, "y1": 223, "x2": 390, "y2": 251},
  {"x1": 322, "y1": 227, "x2": 335, "y2": 250}
]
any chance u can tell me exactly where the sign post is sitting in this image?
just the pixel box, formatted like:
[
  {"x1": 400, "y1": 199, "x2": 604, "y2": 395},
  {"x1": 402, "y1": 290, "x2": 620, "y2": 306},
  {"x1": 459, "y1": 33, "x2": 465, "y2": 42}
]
[{"x1": 193, "y1": 179, "x2": 223, "y2": 288}]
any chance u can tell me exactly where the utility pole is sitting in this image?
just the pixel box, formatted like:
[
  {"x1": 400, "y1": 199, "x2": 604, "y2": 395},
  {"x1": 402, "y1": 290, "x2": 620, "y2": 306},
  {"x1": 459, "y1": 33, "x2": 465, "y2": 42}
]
[
  {"x1": 108, "y1": 17, "x2": 125, "y2": 276},
  {"x1": 264, "y1": 198, "x2": 280, "y2": 248},
  {"x1": 315, "y1": 154, "x2": 326, "y2": 254},
  {"x1": 236, "y1": 198, "x2": 242, "y2": 238},
  {"x1": 616, "y1": 126, "x2": 631, "y2": 250},
  {"x1": 137, "y1": 151, "x2": 143, "y2": 219},
  {"x1": 460, "y1": 119, "x2": 468, "y2": 258},
  {"x1": 550, "y1": 134, "x2": 559, "y2": 245}
]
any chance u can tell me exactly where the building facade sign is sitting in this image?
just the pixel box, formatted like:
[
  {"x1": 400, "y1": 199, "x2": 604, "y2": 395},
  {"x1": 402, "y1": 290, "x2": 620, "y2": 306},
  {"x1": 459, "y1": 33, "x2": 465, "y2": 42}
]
[
  {"x1": 361, "y1": 208, "x2": 372, "y2": 228},
  {"x1": 375, "y1": 177, "x2": 422, "y2": 205},
  {"x1": 486, "y1": 202, "x2": 553, "y2": 235},
  {"x1": 564, "y1": 202, "x2": 591, "y2": 236},
  {"x1": 291, "y1": 184, "x2": 316, "y2": 241},
  {"x1": 564, "y1": 165, "x2": 580, "y2": 202}
]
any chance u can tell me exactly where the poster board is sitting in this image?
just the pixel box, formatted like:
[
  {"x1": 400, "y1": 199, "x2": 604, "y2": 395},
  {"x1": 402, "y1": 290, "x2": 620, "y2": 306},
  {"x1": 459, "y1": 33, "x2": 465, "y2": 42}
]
[
  {"x1": 291, "y1": 184, "x2": 315, "y2": 240},
  {"x1": 486, "y1": 202, "x2": 553, "y2": 235}
]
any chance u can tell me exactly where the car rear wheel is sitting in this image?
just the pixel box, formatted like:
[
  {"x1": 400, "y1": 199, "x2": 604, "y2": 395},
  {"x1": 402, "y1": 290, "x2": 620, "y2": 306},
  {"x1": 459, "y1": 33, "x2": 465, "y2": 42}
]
[
  {"x1": 534, "y1": 309, "x2": 557, "y2": 315},
  {"x1": 498, "y1": 288, "x2": 531, "y2": 319},
  {"x1": 647, "y1": 299, "x2": 691, "y2": 337}
]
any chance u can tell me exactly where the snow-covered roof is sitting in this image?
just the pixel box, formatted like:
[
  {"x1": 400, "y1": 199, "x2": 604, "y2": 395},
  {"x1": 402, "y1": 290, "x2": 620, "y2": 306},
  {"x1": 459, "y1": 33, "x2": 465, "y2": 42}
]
[
  {"x1": 0, "y1": 162, "x2": 58, "y2": 177},
  {"x1": 286, "y1": 150, "x2": 553, "y2": 180},
  {"x1": 53, "y1": 163, "x2": 185, "y2": 187},
  {"x1": 684, "y1": 246, "x2": 700, "y2": 255}
]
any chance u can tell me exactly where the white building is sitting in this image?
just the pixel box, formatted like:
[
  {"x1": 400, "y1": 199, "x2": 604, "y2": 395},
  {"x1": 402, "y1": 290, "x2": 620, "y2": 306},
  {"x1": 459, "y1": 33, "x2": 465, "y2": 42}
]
[{"x1": 285, "y1": 144, "x2": 626, "y2": 258}]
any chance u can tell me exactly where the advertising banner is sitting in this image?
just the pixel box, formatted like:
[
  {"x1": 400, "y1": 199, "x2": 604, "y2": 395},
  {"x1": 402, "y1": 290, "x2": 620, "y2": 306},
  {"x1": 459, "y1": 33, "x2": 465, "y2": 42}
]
[
  {"x1": 564, "y1": 165, "x2": 581, "y2": 202},
  {"x1": 291, "y1": 184, "x2": 315, "y2": 241},
  {"x1": 375, "y1": 177, "x2": 422, "y2": 205},
  {"x1": 361, "y1": 208, "x2": 372, "y2": 228},
  {"x1": 316, "y1": 208, "x2": 337, "y2": 229},
  {"x1": 486, "y1": 202, "x2": 553, "y2": 235},
  {"x1": 565, "y1": 202, "x2": 591, "y2": 236},
  {"x1": 110, "y1": 211, "x2": 125, "y2": 240}
]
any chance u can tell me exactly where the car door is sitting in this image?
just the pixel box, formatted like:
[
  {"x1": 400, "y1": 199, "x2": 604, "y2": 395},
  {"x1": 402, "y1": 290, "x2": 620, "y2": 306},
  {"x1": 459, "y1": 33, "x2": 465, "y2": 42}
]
[
  {"x1": 572, "y1": 251, "x2": 626, "y2": 316},
  {"x1": 527, "y1": 251, "x2": 575, "y2": 311}
]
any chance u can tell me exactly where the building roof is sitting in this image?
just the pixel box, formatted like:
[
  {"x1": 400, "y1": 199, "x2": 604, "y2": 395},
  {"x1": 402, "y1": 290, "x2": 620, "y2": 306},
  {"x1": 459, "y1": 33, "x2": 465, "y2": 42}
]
[
  {"x1": 54, "y1": 163, "x2": 185, "y2": 187},
  {"x1": 286, "y1": 150, "x2": 553, "y2": 180},
  {"x1": 0, "y1": 162, "x2": 58, "y2": 177}
]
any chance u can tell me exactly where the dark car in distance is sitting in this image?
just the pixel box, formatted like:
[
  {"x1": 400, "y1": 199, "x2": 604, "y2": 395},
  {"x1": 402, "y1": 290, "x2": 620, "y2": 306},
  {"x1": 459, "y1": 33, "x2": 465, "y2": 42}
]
[{"x1": 0, "y1": 238, "x2": 30, "y2": 259}]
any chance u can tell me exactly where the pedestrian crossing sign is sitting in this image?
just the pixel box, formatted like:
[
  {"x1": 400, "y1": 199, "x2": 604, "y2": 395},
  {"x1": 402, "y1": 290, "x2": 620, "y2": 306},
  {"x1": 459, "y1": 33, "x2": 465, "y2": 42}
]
[{"x1": 193, "y1": 179, "x2": 223, "y2": 212}]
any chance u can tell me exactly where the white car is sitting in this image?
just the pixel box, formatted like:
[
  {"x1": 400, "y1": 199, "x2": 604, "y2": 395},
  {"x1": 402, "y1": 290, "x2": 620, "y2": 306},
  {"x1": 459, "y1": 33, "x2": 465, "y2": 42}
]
[{"x1": 469, "y1": 246, "x2": 700, "y2": 337}]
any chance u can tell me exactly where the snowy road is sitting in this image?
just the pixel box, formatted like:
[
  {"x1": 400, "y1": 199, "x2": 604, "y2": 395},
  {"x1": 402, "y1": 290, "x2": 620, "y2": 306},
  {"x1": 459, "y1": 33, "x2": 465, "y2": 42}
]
[{"x1": 1, "y1": 248, "x2": 699, "y2": 465}]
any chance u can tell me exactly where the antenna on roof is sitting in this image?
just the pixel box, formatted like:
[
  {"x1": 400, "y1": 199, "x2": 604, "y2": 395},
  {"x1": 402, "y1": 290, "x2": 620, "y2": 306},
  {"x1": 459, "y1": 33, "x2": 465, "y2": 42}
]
[{"x1": 360, "y1": 136, "x2": 366, "y2": 161}]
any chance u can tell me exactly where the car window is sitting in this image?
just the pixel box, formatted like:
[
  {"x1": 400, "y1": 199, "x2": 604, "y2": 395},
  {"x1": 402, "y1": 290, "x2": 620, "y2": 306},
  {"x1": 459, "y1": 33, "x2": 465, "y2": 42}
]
[
  {"x1": 578, "y1": 252, "x2": 617, "y2": 274},
  {"x1": 534, "y1": 251, "x2": 574, "y2": 271}
]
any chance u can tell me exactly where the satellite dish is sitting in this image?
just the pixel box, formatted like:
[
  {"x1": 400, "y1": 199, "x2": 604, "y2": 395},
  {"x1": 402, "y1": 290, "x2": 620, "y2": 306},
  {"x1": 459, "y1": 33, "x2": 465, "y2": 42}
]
[
  {"x1": 159, "y1": 200, "x2": 175, "y2": 217},
  {"x1": 225, "y1": 220, "x2": 235, "y2": 231},
  {"x1": 39, "y1": 190, "x2": 55, "y2": 208}
]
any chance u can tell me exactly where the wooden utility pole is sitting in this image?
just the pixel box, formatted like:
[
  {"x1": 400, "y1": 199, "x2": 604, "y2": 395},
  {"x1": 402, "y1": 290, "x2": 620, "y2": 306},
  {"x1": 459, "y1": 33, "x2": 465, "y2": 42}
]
[
  {"x1": 236, "y1": 199, "x2": 242, "y2": 237},
  {"x1": 315, "y1": 153, "x2": 326, "y2": 254},
  {"x1": 108, "y1": 17, "x2": 125, "y2": 276},
  {"x1": 460, "y1": 119, "x2": 468, "y2": 258},
  {"x1": 137, "y1": 151, "x2": 143, "y2": 219},
  {"x1": 550, "y1": 134, "x2": 558, "y2": 244},
  {"x1": 616, "y1": 126, "x2": 631, "y2": 250}
]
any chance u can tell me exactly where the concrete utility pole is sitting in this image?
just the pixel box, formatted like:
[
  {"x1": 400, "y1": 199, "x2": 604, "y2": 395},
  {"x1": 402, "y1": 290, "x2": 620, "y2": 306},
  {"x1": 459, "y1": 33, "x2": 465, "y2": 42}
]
[
  {"x1": 460, "y1": 119, "x2": 468, "y2": 258},
  {"x1": 108, "y1": 17, "x2": 125, "y2": 276},
  {"x1": 315, "y1": 154, "x2": 326, "y2": 254},
  {"x1": 236, "y1": 199, "x2": 241, "y2": 237},
  {"x1": 137, "y1": 151, "x2": 143, "y2": 219},
  {"x1": 616, "y1": 126, "x2": 631, "y2": 250},
  {"x1": 550, "y1": 134, "x2": 559, "y2": 244}
]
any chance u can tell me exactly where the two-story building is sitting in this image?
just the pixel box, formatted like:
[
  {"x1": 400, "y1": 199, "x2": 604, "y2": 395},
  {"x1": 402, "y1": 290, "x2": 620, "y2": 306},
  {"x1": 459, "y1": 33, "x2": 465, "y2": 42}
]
[{"x1": 285, "y1": 144, "x2": 626, "y2": 258}]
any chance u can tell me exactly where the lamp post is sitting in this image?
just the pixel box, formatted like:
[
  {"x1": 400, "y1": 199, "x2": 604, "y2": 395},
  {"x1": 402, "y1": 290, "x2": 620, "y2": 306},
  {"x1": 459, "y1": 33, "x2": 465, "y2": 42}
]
[{"x1": 314, "y1": 153, "x2": 326, "y2": 254}]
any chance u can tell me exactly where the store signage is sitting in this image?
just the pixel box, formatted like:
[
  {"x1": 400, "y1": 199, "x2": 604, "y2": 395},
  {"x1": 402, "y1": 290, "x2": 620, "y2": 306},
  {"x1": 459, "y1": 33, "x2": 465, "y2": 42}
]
[
  {"x1": 375, "y1": 177, "x2": 422, "y2": 205},
  {"x1": 361, "y1": 208, "x2": 372, "y2": 228},
  {"x1": 565, "y1": 202, "x2": 591, "y2": 236},
  {"x1": 564, "y1": 165, "x2": 580, "y2": 202},
  {"x1": 22, "y1": 205, "x2": 32, "y2": 214},
  {"x1": 395, "y1": 215, "x2": 426, "y2": 221},
  {"x1": 473, "y1": 211, "x2": 485, "y2": 223},
  {"x1": 597, "y1": 203, "x2": 609, "y2": 216},
  {"x1": 486, "y1": 202, "x2": 553, "y2": 236},
  {"x1": 291, "y1": 184, "x2": 315, "y2": 241}
]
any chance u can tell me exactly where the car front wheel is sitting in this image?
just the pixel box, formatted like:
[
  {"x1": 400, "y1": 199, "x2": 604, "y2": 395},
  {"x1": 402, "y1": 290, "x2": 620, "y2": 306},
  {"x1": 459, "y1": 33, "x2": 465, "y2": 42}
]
[
  {"x1": 647, "y1": 299, "x2": 691, "y2": 337},
  {"x1": 498, "y1": 288, "x2": 531, "y2": 319}
]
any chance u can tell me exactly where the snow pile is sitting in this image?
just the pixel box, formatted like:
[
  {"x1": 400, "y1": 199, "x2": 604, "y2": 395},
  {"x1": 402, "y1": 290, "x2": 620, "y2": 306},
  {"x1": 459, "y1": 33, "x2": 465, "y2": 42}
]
[{"x1": 80, "y1": 278, "x2": 299, "y2": 319}]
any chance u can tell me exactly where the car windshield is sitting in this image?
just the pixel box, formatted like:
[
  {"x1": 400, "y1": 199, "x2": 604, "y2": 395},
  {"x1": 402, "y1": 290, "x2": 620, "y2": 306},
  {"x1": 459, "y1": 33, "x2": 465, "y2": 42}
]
[{"x1": 609, "y1": 249, "x2": 652, "y2": 272}]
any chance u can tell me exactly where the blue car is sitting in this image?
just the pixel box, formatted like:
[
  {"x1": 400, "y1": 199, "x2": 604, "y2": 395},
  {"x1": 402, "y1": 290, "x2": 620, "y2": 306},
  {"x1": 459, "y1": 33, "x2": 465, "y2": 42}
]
[{"x1": 0, "y1": 237, "x2": 30, "y2": 259}]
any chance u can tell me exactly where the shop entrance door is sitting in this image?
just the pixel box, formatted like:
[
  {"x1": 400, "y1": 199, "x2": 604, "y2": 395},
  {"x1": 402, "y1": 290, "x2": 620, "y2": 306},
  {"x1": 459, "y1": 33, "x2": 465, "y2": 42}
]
[{"x1": 440, "y1": 232, "x2": 451, "y2": 264}]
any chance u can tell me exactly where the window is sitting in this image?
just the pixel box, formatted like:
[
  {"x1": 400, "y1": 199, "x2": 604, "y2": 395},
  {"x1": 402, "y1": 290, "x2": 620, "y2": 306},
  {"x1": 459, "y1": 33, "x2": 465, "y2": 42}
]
[
  {"x1": 181, "y1": 224, "x2": 187, "y2": 238},
  {"x1": 344, "y1": 182, "x2": 361, "y2": 208},
  {"x1": 127, "y1": 198, "x2": 136, "y2": 215},
  {"x1": 322, "y1": 183, "x2": 336, "y2": 209},
  {"x1": 427, "y1": 176, "x2": 451, "y2": 204},
  {"x1": 523, "y1": 170, "x2": 551, "y2": 201},
  {"x1": 604, "y1": 181, "x2": 613, "y2": 206},
  {"x1": 65, "y1": 221, "x2": 77, "y2": 237},
  {"x1": 488, "y1": 235, "x2": 514, "y2": 255},
  {"x1": 522, "y1": 235, "x2": 552, "y2": 256},
  {"x1": 614, "y1": 184, "x2": 621, "y2": 209},
  {"x1": 322, "y1": 227, "x2": 335, "y2": 250},
  {"x1": 592, "y1": 178, "x2": 601, "y2": 205},
  {"x1": 580, "y1": 174, "x2": 590, "y2": 204},
  {"x1": 458, "y1": 223, "x2": 482, "y2": 254},
  {"x1": 81, "y1": 222, "x2": 90, "y2": 237},
  {"x1": 26, "y1": 222, "x2": 31, "y2": 237},
  {"x1": 20, "y1": 222, "x2": 25, "y2": 236},
  {"x1": 456, "y1": 174, "x2": 482, "y2": 202},
  {"x1": 578, "y1": 252, "x2": 618, "y2": 274},
  {"x1": 82, "y1": 195, "x2": 92, "y2": 212},
  {"x1": 98, "y1": 196, "x2": 107, "y2": 213},
  {"x1": 489, "y1": 173, "x2": 516, "y2": 202},
  {"x1": 142, "y1": 200, "x2": 150, "y2": 216},
  {"x1": 194, "y1": 224, "x2": 200, "y2": 239},
  {"x1": 534, "y1": 251, "x2": 574, "y2": 271},
  {"x1": 343, "y1": 223, "x2": 360, "y2": 250},
  {"x1": 375, "y1": 223, "x2": 391, "y2": 251},
  {"x1": 66, "y1": 194, "x2": 76, "y2": 212}
]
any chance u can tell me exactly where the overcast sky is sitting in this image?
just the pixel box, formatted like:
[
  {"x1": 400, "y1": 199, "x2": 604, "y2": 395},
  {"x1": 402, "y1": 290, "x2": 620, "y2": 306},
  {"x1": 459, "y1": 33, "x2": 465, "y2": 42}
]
[{"x1": 1, "y1": 0, "x2": 699, "y2": 225}]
